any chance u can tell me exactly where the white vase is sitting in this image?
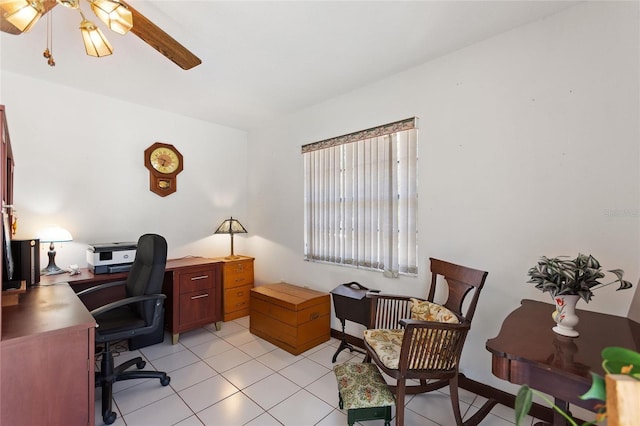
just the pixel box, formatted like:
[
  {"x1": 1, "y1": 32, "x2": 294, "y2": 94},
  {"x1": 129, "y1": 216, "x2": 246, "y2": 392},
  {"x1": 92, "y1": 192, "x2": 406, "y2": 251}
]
[{"x1": 551, "y1": 295, "x2": 580, "y2": 337}]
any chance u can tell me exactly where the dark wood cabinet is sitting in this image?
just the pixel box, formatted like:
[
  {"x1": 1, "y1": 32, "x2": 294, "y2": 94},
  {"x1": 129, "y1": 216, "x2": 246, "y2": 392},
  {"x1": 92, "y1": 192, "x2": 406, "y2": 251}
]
[
  {"x1": 1, "y1": 284, "x2": 96, "y2": 426},
  {"x1": 160, "y1": 259, "x2": 222, "y2": 344}
]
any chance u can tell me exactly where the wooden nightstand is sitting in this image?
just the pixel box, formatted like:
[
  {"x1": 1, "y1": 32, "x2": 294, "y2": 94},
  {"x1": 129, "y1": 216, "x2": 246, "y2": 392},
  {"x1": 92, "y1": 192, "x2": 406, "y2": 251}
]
[{"x1": 214, "y1": 255, "x2": 254, "y2": 321}]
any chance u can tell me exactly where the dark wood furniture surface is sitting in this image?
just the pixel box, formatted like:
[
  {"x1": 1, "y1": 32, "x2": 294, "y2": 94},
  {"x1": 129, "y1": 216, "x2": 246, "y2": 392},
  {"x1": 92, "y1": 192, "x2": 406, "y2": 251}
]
[
  {"x1": 41, "y1": 257, "x2": 224, "y2": 344},
  {"x1": 163, "y1": 259, "x2": 222, "y2": 344},
  {"x1": 486, "y1": 299, "x2": 640, "y2": 424},
  {"x1": 250, "y1": 282, "x2": 331, "y2": 355},
  {"x1": 215, "y1": 255, "x2": 254, "y2": 321},
  {"x1": 1, "y1": 283, "x2": 96, "y2": 425}
]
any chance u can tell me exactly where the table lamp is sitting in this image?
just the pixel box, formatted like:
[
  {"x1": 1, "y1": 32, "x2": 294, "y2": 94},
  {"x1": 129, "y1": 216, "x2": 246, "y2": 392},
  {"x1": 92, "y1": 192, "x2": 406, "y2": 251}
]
[
  {"x1": 37, "y1": 226, "x2": 73, "y2": 275},
  {"x1": 214, "y1": 216, "x2": 247, "y2": 259}
]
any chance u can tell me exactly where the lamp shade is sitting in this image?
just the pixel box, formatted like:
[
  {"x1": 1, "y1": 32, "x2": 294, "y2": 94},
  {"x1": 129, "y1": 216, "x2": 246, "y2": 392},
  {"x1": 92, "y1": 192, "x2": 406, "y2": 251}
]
[
  {"x1": 214, "y1": 217, "x2": 247, "y2": 235},
  {"x1": 1, "y1": 0, "x2": 44, "y2": 32},
  {"x1": 37, "y1": 226, "x2": 73, "y2": 243},
  {"x1": 80, "y1": 18, "x2": 113, "y2": 57},
  {"x1": 90, "y1": 0, "x2": 132, "y2": 35}
]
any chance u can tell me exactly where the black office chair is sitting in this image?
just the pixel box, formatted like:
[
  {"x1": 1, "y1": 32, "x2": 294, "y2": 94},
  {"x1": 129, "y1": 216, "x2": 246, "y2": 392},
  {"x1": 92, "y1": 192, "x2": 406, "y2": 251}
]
[{"x1": 77, "y1": 233, "x2": 171, "y2": 425}]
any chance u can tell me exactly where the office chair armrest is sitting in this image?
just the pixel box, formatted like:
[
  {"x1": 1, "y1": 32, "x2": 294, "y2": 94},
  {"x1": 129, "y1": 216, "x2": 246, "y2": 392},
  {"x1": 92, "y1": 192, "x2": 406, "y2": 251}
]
[
  {"x1": 90, "y1": 293, "x2": 167, "y2": 317},
  {"x1": 76, "y1": 280, "x2": 128, "y2": 298}
]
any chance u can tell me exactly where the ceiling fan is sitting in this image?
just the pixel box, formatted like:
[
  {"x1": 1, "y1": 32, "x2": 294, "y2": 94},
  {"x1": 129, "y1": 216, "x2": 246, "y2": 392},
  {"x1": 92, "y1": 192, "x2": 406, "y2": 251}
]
[{"x1": 0, "y1": 0, "x2": 201, "y2": 70}]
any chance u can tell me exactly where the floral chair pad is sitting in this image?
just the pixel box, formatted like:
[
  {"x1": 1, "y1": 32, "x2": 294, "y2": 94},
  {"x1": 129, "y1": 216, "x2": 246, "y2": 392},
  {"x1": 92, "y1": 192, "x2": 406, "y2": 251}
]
[
  {"x1": 333, "y1": 362, "x2": 395, "y2": 409},
  {"x1": 363, "y1": 329, "x2": 405, "y2": 370},
  {"x1": 410, "y1": 299, "x2": 460, "y2": 323}
]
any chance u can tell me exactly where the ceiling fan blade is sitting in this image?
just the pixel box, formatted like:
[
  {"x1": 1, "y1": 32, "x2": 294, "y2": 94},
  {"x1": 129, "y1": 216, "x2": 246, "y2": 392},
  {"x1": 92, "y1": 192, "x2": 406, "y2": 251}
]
[
  {"x1": 0, "y1": 0, "x2": 58, "y2": 35},
  {"x1": 122, "y1": 1, "x2": 201, "y2": 70}
]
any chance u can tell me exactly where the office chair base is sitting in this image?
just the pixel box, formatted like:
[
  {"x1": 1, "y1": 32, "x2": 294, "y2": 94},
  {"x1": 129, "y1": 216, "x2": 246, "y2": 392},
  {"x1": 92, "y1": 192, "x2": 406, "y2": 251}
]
[{"x1": 97, "y1": 351, "x2": 171, "y2": 425}]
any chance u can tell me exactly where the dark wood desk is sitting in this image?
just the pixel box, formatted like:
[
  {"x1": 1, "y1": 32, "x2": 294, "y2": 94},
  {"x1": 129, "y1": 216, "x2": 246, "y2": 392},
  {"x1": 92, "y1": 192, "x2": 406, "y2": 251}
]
[
  {"x1": 40, "y1": 257, "x2": 223, "y2": 344},
  {"x1": 486, "y1": 299, "x2": 640, "y2": 425},
  {"x1": 1, "y1": 283, "x2": 96, "y2": 425}
]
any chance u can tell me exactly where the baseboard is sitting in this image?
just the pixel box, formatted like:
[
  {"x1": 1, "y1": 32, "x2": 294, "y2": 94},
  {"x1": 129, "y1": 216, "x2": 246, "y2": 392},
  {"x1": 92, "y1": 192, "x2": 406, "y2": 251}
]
[{"x1": 330, "y1": 328, "x2": 554, "y2": 423}]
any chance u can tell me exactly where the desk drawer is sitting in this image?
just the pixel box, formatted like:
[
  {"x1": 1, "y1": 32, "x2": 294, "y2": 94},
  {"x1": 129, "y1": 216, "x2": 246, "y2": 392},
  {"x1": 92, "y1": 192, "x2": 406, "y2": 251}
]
[
  {"x1": 223, "y1": 261, "x2": 254, "y2": 289},
  {"x1": 179, "y1": 289, "x2": 215, "y2": 327},
  {"x1": 179, "y1": 268, "x2": 215, "y2": 294},
  {"x1": 224, "y1": 284, "x2": 251, "y2": 313}
]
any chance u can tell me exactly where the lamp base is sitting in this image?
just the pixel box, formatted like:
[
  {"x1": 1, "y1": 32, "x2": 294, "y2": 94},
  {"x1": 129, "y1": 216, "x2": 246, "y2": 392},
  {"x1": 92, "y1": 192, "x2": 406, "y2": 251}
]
[
  {"x1": 224, "y1": 254, "x2": 242, "y2": 260},
  {"x1": 41, "y1": 264, "x2": 66, "y2": 275},
  {"x1": 42, "y1": 247, "x2": 65, "y2": 275}
]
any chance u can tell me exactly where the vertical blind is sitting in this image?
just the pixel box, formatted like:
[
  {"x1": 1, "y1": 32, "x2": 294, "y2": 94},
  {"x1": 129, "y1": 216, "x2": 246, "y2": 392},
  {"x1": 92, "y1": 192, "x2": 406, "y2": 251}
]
[{"x1": 302, "y1": 118, "x2": 418, "y2": 277}]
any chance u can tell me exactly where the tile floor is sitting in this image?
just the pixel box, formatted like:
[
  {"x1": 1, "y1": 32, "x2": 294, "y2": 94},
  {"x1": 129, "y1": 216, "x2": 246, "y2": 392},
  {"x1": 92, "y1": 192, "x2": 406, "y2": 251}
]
[{"x1": 95, "y1": 316, "x2": 538, "y2": 426}]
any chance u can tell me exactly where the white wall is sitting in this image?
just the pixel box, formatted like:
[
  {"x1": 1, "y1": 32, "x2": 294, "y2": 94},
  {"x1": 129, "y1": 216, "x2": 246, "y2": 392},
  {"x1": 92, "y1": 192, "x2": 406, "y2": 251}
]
[
  {"x1": 0, "y1": 73, "x2": 249, "y2": 266},
  {"x1": 246, "y1": 1, "x2": 640, "y2": 391}
]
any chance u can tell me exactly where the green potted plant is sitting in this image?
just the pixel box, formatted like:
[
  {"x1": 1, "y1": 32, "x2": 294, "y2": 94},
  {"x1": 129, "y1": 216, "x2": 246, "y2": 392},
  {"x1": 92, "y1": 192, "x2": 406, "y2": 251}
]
[
  {"x1": 527, "y1": 254, "x2": 633, "y2": 303},
  {"x1": 515, "y1": 346, "x2": 640, "y2": 425},
  {"x1": 527, "y1": 254, "x2": 633, "y2": 337}
]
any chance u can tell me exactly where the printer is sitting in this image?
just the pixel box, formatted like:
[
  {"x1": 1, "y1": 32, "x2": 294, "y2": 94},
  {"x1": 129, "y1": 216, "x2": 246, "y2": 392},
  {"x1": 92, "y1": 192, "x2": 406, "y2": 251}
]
[{"x1": 87, "y1": 242, "x2": 137, "y2": 274}]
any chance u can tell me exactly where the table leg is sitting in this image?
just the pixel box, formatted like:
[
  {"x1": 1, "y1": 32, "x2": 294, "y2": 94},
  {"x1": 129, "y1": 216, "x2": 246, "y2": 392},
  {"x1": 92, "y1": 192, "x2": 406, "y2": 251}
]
[
  {"x1": 533, "y1": 399, "x2": 570, "y2": 426},
  {"x1": 331, "y1": 319, "x2": 366, "y2": 363},
  {"x1": 552, "y1": 398, "x2": 570, "y2": 426},
  {"x1": 172, "y1": 333, "x2": 179, "y2": 345}
]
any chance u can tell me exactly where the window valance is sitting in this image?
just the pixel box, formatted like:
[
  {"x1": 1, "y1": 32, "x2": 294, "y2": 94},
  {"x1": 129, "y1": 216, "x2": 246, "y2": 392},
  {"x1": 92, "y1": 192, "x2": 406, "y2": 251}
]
[{"x1": 301, "y1": 117, "x2": 417, "y2": 154}]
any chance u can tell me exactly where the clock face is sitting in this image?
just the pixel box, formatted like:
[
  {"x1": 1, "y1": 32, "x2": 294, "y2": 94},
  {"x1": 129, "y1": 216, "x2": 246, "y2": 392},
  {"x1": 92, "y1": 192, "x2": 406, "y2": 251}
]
[{"x1": 150, "y1": 147, "x2": 180, "y2": 174}]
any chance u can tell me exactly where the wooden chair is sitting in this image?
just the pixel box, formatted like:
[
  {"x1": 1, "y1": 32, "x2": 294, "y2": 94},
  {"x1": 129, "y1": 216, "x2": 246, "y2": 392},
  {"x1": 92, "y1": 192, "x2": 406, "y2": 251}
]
[{"x1": 363, "y1": 257, "x2": 488, "y2": 426}]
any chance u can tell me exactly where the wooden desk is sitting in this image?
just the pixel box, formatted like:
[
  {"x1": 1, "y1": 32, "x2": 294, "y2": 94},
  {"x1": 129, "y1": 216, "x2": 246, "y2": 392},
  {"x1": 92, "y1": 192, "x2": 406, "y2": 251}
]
[
  {"x1": 40, "y1": 257, "x2": 223, "y2": 344},
  {"x1": 1, "y1": 283, "x2": 96, "y2": 425},
  {"x1": 486, "y1": 299, "x2": 640, "y2": 425}
]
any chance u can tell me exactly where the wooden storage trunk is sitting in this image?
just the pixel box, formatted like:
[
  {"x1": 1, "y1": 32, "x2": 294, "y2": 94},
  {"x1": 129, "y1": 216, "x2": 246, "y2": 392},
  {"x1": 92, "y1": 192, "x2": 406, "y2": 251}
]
[{"x1": 250, "y1": 282, "x2": 330, "y2": 355}]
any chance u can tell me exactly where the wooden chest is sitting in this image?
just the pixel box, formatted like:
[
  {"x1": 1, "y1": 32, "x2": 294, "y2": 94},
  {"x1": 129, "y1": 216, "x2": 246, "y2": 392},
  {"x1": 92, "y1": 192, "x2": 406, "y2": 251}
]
[{"x1": 250, "y1": 282, "x2": 331, "y2": 355}]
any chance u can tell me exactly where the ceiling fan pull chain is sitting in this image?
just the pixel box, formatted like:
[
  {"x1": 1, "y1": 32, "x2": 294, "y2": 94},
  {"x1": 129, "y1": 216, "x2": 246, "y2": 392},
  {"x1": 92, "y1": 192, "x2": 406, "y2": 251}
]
[{"x1": 42, "y1": 9, "x2": 55, "y2": 66}]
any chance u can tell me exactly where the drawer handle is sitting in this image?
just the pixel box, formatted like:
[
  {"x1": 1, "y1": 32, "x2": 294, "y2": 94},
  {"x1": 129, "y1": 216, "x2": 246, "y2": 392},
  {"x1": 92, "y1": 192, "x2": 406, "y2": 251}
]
[
  {"x1": 191, "y1": 293, "x2": 209, "y2": 300},
  {"x1": 235, "y1": 302, "x2": 245, "y2": 307},
  {"x1": 310, "y1": 312, "x2": 319, "y2": 320},
  {"x1": 236, "y1": 291, "x2": 244, "y2": 296},
  {"x1": 234, "y1": 277, "x2": 245, "y2": 283},
  {"x1": 191, "y1": 275, "x2": 209, "y2": 281}
]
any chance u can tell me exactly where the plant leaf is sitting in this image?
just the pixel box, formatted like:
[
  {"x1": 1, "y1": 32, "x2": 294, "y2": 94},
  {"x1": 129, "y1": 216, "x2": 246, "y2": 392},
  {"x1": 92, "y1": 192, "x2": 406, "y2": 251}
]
[
  {"x1": 515, "y1": 385, "x2": 533, "y2": 426},
  {"x1": 602, "y1": 346, "x2": 640, "y2": 374},
  {"x1": 580, "y1": 373, "x2": 606, "y2": 402},
  {"x1": 608, "y1": 269, "x2": 625, "y2": 280},
  {"x1": 616, "y1": 279, "x2": 633, "y2": 291}
]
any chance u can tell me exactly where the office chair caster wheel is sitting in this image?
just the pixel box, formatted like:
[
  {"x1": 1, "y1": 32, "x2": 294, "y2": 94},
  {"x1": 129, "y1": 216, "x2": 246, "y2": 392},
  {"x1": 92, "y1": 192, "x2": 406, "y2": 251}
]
[
  {"x1": 103, "y1": 411, "x2": 117, "y2": 425},
  {"x1": 136, "y1": 360, "x2": 146, "y2": 369},
  {"x1": 161, "y1": 376, "x2": 171, "y2": 386}
]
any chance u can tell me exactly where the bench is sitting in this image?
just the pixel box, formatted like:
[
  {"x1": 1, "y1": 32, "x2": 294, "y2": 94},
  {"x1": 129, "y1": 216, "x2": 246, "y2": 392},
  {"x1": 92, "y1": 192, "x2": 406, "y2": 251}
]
[{"x1": 333, "y1": 362, "x2": 395, "y2": 426}]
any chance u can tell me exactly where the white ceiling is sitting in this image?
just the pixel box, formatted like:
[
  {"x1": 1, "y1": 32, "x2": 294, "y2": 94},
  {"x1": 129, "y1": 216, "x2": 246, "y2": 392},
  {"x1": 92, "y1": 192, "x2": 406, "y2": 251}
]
[{"x1": 0, "y1": 1, "x2": 580, "y2": 131}]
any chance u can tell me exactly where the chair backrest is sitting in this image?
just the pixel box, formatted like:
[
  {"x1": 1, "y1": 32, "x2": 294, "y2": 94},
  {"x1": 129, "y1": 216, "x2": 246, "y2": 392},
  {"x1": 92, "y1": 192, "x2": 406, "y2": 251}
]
[
  {"x1": 427, "y1": 257, "x2": 488, "y2": 323},
  {"x1": 126, "y1": 234, "x2": 168, "y2": 324}
]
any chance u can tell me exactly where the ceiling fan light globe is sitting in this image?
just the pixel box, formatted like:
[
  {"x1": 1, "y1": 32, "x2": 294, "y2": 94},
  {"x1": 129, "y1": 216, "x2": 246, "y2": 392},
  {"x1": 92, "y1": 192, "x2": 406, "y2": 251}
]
[
  {"x1": 90, "y1": 0, "x2": 132, "y2": 35},
  {"x1": 1, "y1": 0, "x2": 44, "y2": 32},
  {"x1": 55, "y1": 0, "x2": 78, "y2": 9},
  {"x1": 80, "y1": 18, "x2": 113, "y2": 57}
]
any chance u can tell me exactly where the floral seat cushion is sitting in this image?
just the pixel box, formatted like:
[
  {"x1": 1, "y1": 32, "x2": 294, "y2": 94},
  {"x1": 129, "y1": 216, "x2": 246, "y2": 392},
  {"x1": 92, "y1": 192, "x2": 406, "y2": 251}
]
[
  {"x1": 363, "y1": 329, "x2": 405, "y2": 369},
  {"x1": 333, "y1": 362, "x2": 395, "y2": 409},
  {"x1": 363, "y1": 300, "x2": 460, "y2": 370},
  {"x1": 409, "y1": 298, "x2": 459, "y2": 323}
]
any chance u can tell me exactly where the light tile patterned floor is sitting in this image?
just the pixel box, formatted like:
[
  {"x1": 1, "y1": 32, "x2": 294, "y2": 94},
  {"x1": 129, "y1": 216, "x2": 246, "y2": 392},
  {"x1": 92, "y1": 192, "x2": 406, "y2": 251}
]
[{"x1": 95, "y1": 316, "x2": 536, "y2": 426}]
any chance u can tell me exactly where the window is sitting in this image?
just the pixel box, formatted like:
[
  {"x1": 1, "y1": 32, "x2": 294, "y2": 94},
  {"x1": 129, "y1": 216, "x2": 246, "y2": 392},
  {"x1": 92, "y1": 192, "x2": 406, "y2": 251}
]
[{"x1": 302, "y1": 118, "x2": 418, "y2": 277}]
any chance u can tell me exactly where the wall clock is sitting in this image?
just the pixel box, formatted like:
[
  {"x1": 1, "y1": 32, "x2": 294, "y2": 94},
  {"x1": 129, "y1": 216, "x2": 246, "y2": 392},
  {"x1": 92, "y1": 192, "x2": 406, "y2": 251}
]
[{"x1": 144, "y1": 142, "x2": 184, "y2": 197}]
